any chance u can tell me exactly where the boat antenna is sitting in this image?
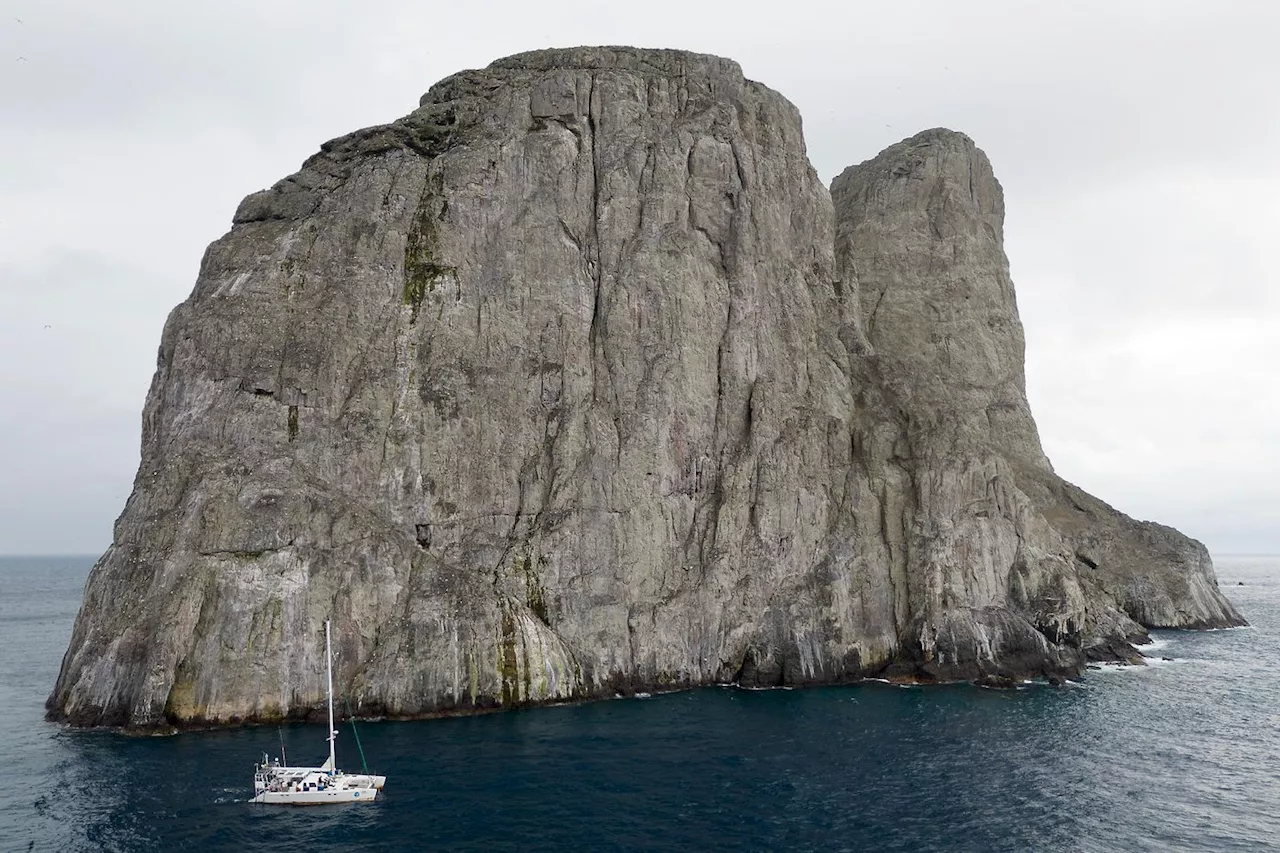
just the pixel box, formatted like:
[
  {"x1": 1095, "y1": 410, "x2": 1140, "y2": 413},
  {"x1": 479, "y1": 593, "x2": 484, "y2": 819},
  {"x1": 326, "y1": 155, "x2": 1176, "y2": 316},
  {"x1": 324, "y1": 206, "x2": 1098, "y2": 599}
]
[
  {"x1": 278, "y1": 724, "x2": 287, "y2": 766},
  {"x1": 326, "y1": 619, "x2": 337, "y2": 775}
]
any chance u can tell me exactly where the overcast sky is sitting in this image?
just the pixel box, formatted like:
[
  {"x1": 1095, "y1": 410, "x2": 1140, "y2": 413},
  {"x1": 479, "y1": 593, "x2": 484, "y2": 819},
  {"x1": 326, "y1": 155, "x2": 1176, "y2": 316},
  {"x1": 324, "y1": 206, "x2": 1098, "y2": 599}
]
[{"x1": 2, "y1": 1, "x2": 1277, "y2": 556}]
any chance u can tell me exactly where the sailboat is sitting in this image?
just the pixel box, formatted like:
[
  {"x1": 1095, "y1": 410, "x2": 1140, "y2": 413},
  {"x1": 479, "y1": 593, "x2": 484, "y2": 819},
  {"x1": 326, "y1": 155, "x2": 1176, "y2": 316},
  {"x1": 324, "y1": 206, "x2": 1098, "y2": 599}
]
[{"x1": 250, "y1": 620, "x2": 387, "y2": 804}]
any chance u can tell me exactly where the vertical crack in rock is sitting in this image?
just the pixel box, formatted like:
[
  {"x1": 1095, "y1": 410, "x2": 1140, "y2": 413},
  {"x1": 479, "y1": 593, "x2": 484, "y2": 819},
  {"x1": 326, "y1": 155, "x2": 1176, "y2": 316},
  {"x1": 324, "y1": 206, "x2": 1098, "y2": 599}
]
[{"x1": 586, "y1": 72, "x2": 605, "y2": 390}]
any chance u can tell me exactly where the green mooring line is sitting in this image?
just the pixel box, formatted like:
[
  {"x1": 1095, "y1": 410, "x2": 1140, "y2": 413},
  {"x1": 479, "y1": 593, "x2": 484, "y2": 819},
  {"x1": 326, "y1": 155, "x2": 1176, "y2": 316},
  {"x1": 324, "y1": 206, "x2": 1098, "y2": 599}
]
[{"x1": 344, "y1": 698, "x2": 370, "y2": 774}]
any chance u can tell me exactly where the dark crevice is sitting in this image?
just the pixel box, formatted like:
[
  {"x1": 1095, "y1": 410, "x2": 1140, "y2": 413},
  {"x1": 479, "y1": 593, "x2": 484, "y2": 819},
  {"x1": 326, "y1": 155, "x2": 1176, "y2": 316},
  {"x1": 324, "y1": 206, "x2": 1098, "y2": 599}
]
[
  {"x1": 199, "y1": 538, "x2": 296, "y2": 559},
  {"x1": 585, "y1": 73, "x2": 607, "y2": 404},
  {"x1": 1075, "y1": 551, "x2": 1099, "y2": 570},
  {"x1": 865, "y1": 284, "x2": 890, "y2": 339}
]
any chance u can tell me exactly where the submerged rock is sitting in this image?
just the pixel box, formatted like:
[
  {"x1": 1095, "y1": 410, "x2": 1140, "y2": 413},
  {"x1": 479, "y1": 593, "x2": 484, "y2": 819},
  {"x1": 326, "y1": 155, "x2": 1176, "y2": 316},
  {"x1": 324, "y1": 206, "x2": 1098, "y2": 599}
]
[{"x1": 48, "y1": 47, "x2": 1245, "y2": 729}]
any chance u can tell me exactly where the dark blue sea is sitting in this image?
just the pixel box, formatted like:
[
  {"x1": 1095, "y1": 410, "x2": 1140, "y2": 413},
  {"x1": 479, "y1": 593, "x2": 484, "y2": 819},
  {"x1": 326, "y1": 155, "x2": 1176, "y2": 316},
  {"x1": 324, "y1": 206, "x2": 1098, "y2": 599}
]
[{"x1": 2, "y1": 555, "x2": 1277, "y2": 852}]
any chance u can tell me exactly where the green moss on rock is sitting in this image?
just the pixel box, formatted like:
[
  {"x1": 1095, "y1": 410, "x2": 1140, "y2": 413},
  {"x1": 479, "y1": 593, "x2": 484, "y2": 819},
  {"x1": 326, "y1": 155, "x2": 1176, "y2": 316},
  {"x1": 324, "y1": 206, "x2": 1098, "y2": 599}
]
[
  {"x1": 403, "y1": 172, "x2": 457, "y2": 324},
  {"x1": 519, "y1": 554, "x2": 551, "y2": 625},
  {"x1": 499, "y1": 605, "x2": 520, "y2": 706}
]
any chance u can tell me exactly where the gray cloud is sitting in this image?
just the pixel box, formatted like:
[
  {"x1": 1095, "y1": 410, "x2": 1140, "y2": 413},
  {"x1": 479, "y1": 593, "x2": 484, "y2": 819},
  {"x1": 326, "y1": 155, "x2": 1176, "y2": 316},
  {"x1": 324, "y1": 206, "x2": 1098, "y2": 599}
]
[{"x1": 2, "y1": 0, "x2": 1277, "y2": 554}]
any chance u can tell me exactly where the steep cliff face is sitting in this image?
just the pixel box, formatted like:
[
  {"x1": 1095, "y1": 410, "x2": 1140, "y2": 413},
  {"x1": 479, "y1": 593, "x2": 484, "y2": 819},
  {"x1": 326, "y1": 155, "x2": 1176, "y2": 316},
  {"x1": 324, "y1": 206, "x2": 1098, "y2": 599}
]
[
  {"x1": 830, "y1": 129, "x2": 1244, "y2": 652},
  {"x1": 49, "y1": 48, "x2": 1243, "y2": 729}
]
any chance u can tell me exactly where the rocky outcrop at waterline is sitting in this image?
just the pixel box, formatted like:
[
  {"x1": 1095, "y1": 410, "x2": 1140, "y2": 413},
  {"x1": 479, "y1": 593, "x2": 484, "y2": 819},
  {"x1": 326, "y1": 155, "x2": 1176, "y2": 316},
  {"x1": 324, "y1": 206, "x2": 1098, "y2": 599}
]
[{"x1": 48, "y1": 47, "x2": 1245, "y2": 729}]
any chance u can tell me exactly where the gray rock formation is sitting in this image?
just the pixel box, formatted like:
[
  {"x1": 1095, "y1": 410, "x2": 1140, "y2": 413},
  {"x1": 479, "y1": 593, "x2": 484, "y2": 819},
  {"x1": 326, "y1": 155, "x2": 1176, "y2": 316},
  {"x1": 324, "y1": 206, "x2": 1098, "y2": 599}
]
[
  {"x1": 829, "y1": 129, "x2": 1243, "y2": 674},
  {"x1": 48, "y1": 47, "x2": 1244, "y2": 729}
]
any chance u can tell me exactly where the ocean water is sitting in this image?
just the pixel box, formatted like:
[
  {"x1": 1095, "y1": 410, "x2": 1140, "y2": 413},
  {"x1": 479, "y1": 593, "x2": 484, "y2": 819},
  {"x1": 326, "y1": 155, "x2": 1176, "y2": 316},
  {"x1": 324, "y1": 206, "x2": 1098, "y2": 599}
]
[{"x1": 2, "y1": 556, "x2": 1277, "y2": 852}]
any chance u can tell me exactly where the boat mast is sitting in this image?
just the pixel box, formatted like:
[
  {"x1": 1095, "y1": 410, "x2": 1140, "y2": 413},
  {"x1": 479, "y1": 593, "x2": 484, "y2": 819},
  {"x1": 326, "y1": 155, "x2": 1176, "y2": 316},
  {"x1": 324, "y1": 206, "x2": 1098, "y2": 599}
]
[{"x1": 326, "y1": 619, "x2": 337, "y2": 773}]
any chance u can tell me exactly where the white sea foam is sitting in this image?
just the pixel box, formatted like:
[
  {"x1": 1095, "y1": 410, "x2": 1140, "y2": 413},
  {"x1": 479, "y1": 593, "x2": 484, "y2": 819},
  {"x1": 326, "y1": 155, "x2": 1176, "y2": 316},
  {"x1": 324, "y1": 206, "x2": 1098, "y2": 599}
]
[
  {"x1": 1137, "y1": 635, "x2": 1185, "y2": 666},
  {"x1": 974, "y1": 680, "x2": 1033, "y2": 691},
  {"x1": 859, "y1": 678, "x2": 924, "y2": 689},
  {"x1": 1086, "y1": 661, "x2": 1148, "y2": 674}
]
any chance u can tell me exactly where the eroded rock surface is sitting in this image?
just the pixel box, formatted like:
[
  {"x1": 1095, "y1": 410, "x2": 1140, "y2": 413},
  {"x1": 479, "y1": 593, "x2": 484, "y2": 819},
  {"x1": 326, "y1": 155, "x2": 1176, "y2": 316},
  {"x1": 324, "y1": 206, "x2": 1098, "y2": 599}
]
[{"x1": 49, "y1": 47, "x2": 1244, "y2": 729}]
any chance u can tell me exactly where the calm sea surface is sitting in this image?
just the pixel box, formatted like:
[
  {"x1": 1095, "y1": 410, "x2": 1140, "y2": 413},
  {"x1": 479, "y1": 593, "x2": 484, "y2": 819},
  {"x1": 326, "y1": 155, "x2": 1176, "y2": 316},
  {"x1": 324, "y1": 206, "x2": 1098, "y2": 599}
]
[{"x1": 2, "y1": 555, "x2": 1277, "y2": 852}]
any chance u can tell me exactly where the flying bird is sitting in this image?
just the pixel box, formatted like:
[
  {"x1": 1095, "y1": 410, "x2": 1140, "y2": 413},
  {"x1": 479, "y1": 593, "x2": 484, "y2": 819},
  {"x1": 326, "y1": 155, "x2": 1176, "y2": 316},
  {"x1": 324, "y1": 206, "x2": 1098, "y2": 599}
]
[{"x1": 16, "y1": 56, "x2": 27, "y2": 62}]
